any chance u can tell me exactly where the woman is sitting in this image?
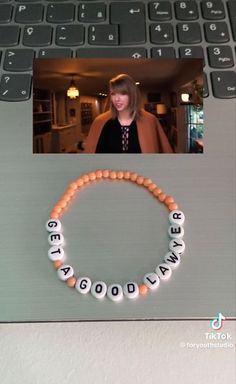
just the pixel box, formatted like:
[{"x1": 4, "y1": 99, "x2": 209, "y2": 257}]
[{"x1": 84, "y1": 74, "x2": 173, "y2": 153}]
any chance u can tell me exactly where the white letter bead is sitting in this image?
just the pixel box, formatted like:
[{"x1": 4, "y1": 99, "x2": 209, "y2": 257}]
[
  {"x1": 164, "y1": 251, "x2": 181, "y2": 268},
  {"x1": 48, "y1": 232, "x2": 64, "y2": 246},
  {"x1": 123, "y1": 282, "x2": 139, "y2": 299},
  {"x1": 76, "y1": 277, "x2": 92, "y2": 294},
  {"x1": 168, "y1": 224, "x2": 184, "y2": 238},
  {"x1": 57, "y1": 265, "x2": 74, "y2": 281},
  {"x1": 143, "y1": 272, "x2": 160, "y2": 289},
  {"x1": 156, "y1": 263, "x2": 172, "y2": 280},
  {"x1": 91, "y1": 281, "x2": 107, "y2": 299},
  {"x1": 48, "y1": 246, "x2": 64, "y2": 261},
  {"x1": 107, "y1": 284, "x2": 123, "y2": 302},
  {"x1": 46, "y1": 219, "x2": 62, "y2": 232},
  {"x1": 169, "y1": 239, "x2": 185, "y2": 254},
  {"x1": 169, "y1": 210, "x2": 185, "y2": 225}
]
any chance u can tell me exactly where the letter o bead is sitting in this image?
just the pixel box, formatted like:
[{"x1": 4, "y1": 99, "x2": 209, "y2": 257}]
[
  {"x1": 143, "y1": 272, "x2": 160, "y2": 289},
  {"x1": 91, "y1": 281, "x2": 107, "y2": 299},
  {"x1": 57, "y1": 265, "x2": 74, "y2": 281},
  {"x1": 46, "y1": 219, "x2": 62, "y2": 233},
  {"x1": 169, "y1": 210, "x2": 185, "y2": 225},
  {"x1": 107, "y1": 284, "x2": 123, "y2": 302},
  {"x1": 75, "y1": 277, "x2": 92, "y2": 294},
  {"x1": 48, "y1": 232, "x2": 64, "y2": 246}
]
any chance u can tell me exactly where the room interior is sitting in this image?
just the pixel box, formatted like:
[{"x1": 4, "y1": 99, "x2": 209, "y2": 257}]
[{"x1": 33, "y1": 58, "x2": 203, "y2": 154}]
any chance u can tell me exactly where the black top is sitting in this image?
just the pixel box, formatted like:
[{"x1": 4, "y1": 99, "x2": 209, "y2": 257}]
[{"x1": 95, "y1": 118, "x2": 141, "y2": 153}]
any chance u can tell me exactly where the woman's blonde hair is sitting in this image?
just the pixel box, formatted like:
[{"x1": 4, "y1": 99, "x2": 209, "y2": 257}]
[{"x1": 109, "y1": 74, "x2": 142, "y2": 120}]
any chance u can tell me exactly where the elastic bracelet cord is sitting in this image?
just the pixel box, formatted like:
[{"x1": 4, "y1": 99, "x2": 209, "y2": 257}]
[{"x1": 46, "y1": 170, "x2": 185, "y2": 302}]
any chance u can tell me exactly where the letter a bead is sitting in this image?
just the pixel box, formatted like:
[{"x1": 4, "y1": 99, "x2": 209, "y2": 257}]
[
  {"x1": 57, "y1": 264, "x2": 74, "y2": 281},
  {"x1": 156, "y1": 263, "x2": 172, "y2": 280},
  {"x1": 107, "y1": 284, "x2": 123, "y2": 302}
]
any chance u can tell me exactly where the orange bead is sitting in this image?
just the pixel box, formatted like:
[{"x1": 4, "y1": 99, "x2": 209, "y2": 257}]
[
  {"x1": 53, "y1": 260, "x2": 62, "y2": 269},
  {"x1": 61, "y1": 193, "x2": 71, "y2": 203},
  {"x1": 95, "y1": 170, "x2": 103, "y2": 179},
  {"x1": 67, "y1": 276, "x2": 77, "y2": 288},
  {"x1": 76, "y1": 178, "x2": 84, "y2": 187},
  {"x1": 148, "y1": 183, "x2": 157, "y2": 192},
  {"x1": 69, "y1": 182, "x2": 78, "y2": 191},
  {"x1": 50, "y1": 211, "x2": 59, "y2": 219},
  {"x1": 153, "y1": 187, "x2": 162, "y2": 197},
  {"x1": 139, "y1": 284, "x2": 148, "y2": 296},
  {"x1": 109, "y1": 171, "x2": 117, "y2": 179},
  {"x1": 158, "y1": 193, "x2": 166, "y2": 202},
  {"x1": 102, "y1": 169, "x2": 110, "y2": 178},
  {"x1": 117, "y1": 171, "x2": 124, "y2": 179},
  {"x1": 168, "y1": 202, "x2": 178, "y2": 211},
  {"x1": 136, "y1": 176, "x2": 144, "y2": 185},
  {"x1": 52, "y1": 205, "x2": 62, "y2": 214},
  {"x1": 64, "y1": 188, "x2": 76, "y2": 198},
  {"x1": 82, "y1": 174, "x2": 89, "y2": 183},
  {"x1": 124, "y1": 171, "x2": 131, "y2": 180},
  {"x1": 130, "y1": 172, "x2": 138, "y2": 181},
  {"x1": 143, "y1": 178, "x2": 152, "y2": 187},
  {"x1": 57, "y1": 199, "x2": 67, "y2": 209},
  {"x1": 88, "y1": 172, "x2": 96, "y2": 181},
  {"x1": 164, "y1": 196, "x2": 174, "y2": 205}
]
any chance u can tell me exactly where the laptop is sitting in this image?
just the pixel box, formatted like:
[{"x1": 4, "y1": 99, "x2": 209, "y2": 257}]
[{"x1": 0, "y1": 0, "x2": 235, "y2": 322}]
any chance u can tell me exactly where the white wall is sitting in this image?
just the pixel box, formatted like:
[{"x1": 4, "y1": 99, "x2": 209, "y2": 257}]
[{"x1": 1, "y1": 321, "x2": 235, "y2": 383}]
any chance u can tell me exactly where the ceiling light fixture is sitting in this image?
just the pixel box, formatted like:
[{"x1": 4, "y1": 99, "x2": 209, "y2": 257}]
[{"x1": 67, "y1": 76, "x2": 79, "y2": 99}]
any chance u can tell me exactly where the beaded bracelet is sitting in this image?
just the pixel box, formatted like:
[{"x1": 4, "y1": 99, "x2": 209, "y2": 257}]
[{"x1": 46, "y1": 170, "x2": 185, "y2": 302}]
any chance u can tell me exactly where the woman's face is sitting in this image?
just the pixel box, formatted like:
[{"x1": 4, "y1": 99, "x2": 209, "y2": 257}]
[{"x1": 110, "y1": 90, "x2": 130, "y2": 113}]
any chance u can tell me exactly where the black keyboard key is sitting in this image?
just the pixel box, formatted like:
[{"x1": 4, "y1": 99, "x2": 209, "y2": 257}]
[
  {"x1": 46, "y1": 3, "x2": 75, "y2": 23},
  {"x1": 4, "y1": 49, "x2": 34, "y2": 71},
  {"x1": 207, "y1": 46, "x2": 234, "y2": 68},
  {"x1": 0, "y1": 4, "x2": 12, "y2": 23},
  {"x1": 201, "y1": 0, "x2": 225, "y2": 20},
  {"x1": 150, "y1": 23, "x2": 174, "y2": 44},
  {"x1": 0, "y1": 74, "x2": 31, "y2": 101},
  {"x1": 204, "y1": 22, "x2": 229, "y2": 43},
  {"x1": 78, "y1": 2, "x2": 106, "y2": 23},
  {"x1": 151, "y1": 47, "x2": 176, "y2": 58},
  {"x1": 0, "y1": 26, "x2": 20, "y2": 46},
  {"x1": 23, "y1": 26, "x2": 52, "y2": 46},
  {"x1": 149, "y1": 1, "x2": 172, "y2": 21},
  {"x1": 39, "y1": 48, "x2": 72, "y2": 58},
  {"x1": 56, "y1": 25, "x2": 84, "y2": 46},
  {"x1": 77, "y1": 47, "x2": 146, "y2": 58},
  {"x1": 203, "y1": 73, "x2": 209, "y2": 97},
  {"x1": 211, "y1": 71, "x2": 236, "y2": 98},
  {"x1": 15, "y1": 3, "x2": 43, "y2": 23},
  {"x1": 179, "y1": 46, "x2": 204, "y2": 62},
  {"x1": 227, "y1": 1, "x2": 236, "y2": 41},
  {"x1": 110, "y1": 2, "x2": 146, "y2": 44},
  {"x1": 175, "y1": 1, "x2": 199, "y2": 20},
  {"x1": 177, "y1": 22, "x2": 202, "y2": 43},
  {"x1": 88, "y1": 25, "x2": 118, "y2": 45}
]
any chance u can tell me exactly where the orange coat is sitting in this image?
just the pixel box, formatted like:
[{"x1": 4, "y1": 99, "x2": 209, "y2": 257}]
[{"x1": 84, "y1": 109, "x2": 173, "y2": 153}]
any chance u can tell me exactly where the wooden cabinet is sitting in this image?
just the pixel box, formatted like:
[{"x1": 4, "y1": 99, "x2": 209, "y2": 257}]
[{"x1": 51, "y1": 124, "x2": 77, "y2": 153}]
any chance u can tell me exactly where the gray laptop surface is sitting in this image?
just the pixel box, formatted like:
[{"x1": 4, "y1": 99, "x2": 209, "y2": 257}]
[{"x1": 0, "y1": 0, "x2": 235, "y2": 322}]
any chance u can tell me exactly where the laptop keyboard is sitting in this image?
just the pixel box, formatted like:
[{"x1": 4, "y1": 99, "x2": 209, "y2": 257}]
[{"x1": 0, "y1": 0, "x2": 235, "y2": 101}]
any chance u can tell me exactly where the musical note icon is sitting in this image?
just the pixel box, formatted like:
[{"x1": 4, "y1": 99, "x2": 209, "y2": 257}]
[{"x1": 210, "y1": 313, "x2": 226, "y2": 330}]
